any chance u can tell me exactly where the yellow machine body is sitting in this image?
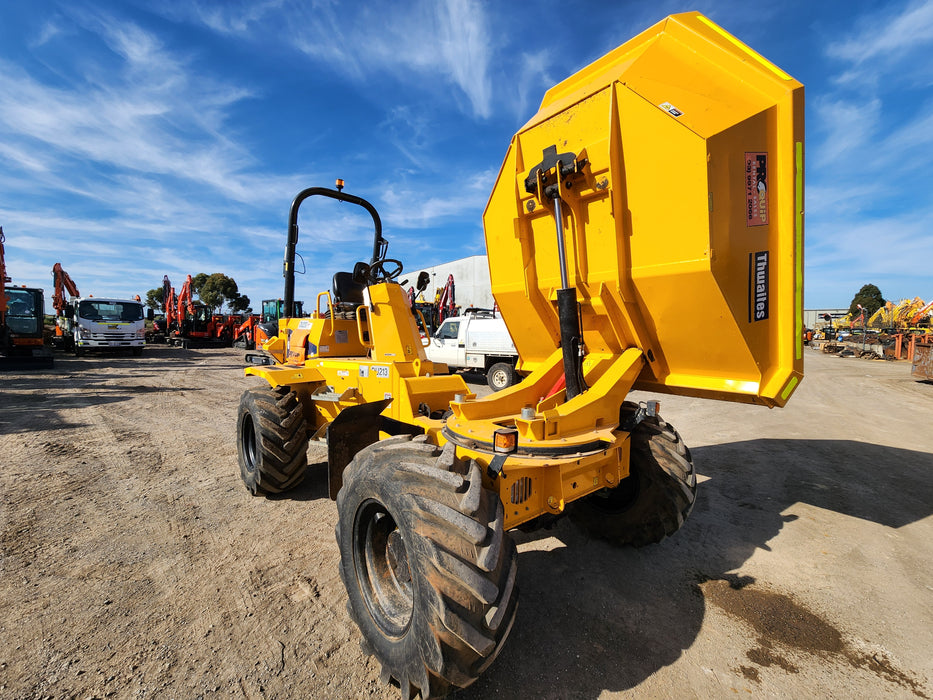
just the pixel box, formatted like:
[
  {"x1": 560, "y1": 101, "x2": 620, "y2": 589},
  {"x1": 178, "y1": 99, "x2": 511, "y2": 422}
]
[
  {"x1": 246, "y1": 283, "x2": 467, "y2": 435},
  {"x1": 446, "y1": 11, "x2": 804, "y2": 529},
  {"x1": 246, "y1": 12, "x2": 803, "y2": 532},
  {"x1": 485, "y1": 11, "x2": 804, "y2": 407}
]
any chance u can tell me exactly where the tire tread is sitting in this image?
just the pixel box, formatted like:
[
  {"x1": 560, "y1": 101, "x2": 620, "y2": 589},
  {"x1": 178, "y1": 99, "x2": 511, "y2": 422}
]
[{"x1": 337, "y1": 437, "x2": 519, "y2": 699}]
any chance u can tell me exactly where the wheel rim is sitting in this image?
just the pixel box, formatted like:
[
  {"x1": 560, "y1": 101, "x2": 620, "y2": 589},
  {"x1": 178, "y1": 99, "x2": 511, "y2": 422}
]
[
  {"x1": 588, "y1": 471, "x2": 640, "y2": 514},
  {"x1": 354, "y1": 500, "x2": 413, "y2": 638},
  {"x1": 492, "y1": 369, "x2": 507, "y2": 388},
  {"x1": 242, "y1": 415, "x2": 258, "y2": 475}
]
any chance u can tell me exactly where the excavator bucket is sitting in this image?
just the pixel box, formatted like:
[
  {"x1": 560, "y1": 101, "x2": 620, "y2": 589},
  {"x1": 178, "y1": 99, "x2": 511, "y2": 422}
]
[{"x1": 484, "y1": 12, "x2": 804, "y2": 407}]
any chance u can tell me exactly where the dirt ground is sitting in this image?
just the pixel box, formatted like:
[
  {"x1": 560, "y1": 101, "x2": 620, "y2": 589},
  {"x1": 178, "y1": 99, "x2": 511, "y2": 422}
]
[{"x1": 1, "y1": 345, "x2": 931, "y2": 699}]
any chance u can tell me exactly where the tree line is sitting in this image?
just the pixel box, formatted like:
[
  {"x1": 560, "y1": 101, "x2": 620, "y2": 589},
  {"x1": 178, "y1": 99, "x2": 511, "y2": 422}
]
[{"x1": 145, "y1": 273, "x2": 251, "y2": 315}]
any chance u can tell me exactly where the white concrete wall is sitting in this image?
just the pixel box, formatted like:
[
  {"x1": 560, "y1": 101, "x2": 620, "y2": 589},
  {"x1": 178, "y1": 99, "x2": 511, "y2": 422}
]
[
  {"x1": 804, "y1": 308, "x2": 849, "y2": 328},
  {"x1": 405, "y1": 255, "x2": 494, "y2": 310}
]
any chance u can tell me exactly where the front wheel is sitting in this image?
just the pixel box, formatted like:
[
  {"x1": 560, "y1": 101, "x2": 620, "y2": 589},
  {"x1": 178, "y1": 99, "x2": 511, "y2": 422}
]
[
  {"x1": 486, "y1": 362, "x2": 517, "y2": 391},
  {"x1": 568, "y1": 407, "x2": 696, "y2": 547},
  {"x1": 236, "y1": 386, "x2": 310, "y2": 495},
  {"x1": 337, "y1": 437, "x2": 518, "y2": 699}
]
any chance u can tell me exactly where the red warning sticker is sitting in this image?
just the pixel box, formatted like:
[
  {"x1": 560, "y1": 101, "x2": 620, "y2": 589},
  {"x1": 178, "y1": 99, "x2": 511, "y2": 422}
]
[{"x1": 745, "y1": 152, "x2": 768, "y2": 227}]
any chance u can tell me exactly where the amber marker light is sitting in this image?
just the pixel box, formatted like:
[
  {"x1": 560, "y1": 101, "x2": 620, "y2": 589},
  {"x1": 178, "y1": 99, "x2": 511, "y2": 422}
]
[
  {"x1": 494, "y1": 428, "x2": 518, "y2": 454},
  {"x1": 335, "y1": 178, "x2": 345, "y2": 191}
]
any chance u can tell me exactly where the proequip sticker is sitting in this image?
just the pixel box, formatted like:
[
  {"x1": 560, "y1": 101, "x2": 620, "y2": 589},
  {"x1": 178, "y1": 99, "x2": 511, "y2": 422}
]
[
  {"x1": 746, "y1": 152, "x2": 768, "y2": 226},
  {"x1": 749, "y1": 251, "x2": 769, "y2": 322},
  {"x1": 659, "y1": 102, "x2": 683, "y2": 117},
  {"x1": 297, "y1": 319, "x2": 312, "y2": 330}
]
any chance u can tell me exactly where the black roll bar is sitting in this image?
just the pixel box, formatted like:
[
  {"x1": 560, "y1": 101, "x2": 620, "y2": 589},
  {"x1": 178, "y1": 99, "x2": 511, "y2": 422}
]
[{"x1": 282, "y1": 186, "x2": 385, "y2": 319}]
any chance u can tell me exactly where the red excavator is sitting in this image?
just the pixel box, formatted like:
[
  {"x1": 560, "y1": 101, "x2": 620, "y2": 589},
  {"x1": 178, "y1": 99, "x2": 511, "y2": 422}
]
[
  {"x1": 50, "y1": 262, "x2": 80, "y2": 350},
  {"x1": 909, "y1": 300, "x2": 933, "y2": 327},
  {"x1": 436, "y1": 273, "x2": 458, "y2": 323},
  {"x1": 0, "y1": 227, "x2": 53, "y2": 369},
  {"x1": 232, "y1": 314, "x2": 261, "y2": 349},
  {"x1": 165, "y1": 274, "x2": 240, "y2": 348},
  {"x1": 407, "y1": 273, "x2": 457, "y2": 337}
]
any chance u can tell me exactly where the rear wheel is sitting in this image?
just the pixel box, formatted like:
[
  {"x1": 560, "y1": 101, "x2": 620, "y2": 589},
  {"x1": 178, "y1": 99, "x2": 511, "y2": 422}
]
[
  {"x1": 337, "y1": 436, "x2": 518, "y2": 699},
  {"x1": 569, "y1": 407, "x2": 696, "y2": 547},
  {"x1": 236, "y1": 386, "x2": 309, "y2": 495},
  {"x1": 486, "y1": 362, "x2": 516, "y2": 391}
]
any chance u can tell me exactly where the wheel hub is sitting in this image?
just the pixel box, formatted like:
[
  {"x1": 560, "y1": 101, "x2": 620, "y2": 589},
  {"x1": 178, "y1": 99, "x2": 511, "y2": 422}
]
[
  {"x1": 242, "y1": 416, "x2": 258, "y2": 475},
  {"x1": 355, "y1": 502, "x2": 414, "y2": 637},
  {"x1": 386, "y1": 530, "x2": 411, "y2": 584}
]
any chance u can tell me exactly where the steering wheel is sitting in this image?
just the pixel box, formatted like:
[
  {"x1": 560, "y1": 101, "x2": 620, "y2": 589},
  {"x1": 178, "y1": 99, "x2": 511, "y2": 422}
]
[{"x1": 367, "y1": 258, "x2": 403, "y2": 284}]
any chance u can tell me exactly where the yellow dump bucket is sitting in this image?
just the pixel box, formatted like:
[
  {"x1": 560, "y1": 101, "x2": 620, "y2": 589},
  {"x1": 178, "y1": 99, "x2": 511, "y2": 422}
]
[{"x1": 484, "y1": 12, "x2": 804, "y2": 407}]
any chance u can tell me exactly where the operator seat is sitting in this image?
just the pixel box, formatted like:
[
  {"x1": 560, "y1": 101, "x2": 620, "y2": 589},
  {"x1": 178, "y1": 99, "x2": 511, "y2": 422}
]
[{"x1": 332, "y1": 271, "x2": 365, "y2": 306}]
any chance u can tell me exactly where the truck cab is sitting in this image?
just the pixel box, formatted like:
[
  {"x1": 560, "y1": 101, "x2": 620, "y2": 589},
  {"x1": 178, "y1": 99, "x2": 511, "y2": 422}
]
[
  {"x1": 1, "y1": 286, "x2": 51, "y2": 366},
  {"x1": 426, "y1": 309, "x2": 522, "y2": 390},
  {"x1": 67, "y1": 297, "x2": 146, "y2": 356}
]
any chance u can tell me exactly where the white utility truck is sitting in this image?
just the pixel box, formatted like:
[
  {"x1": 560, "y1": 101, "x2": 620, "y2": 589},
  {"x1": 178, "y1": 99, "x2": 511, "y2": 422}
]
[
  {"x1": 55, "y1": 297, "x2": 146, "y2": 356},
  {"x1": 424, "y1": 308, "x2": 522, "y2": 390}
]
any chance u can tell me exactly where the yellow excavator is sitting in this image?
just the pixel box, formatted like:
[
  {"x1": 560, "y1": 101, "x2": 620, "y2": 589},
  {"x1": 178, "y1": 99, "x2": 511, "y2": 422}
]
[{"x1": 235, "y1": 12, "x2": 804, "y2": 698}]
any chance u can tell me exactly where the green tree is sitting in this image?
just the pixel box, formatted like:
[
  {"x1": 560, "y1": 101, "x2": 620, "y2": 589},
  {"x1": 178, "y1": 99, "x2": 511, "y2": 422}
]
[
  {"x1": 848, "y1": 284, "x2": 885, "y2": 318},
  {"x1": 145, "y1": 287, "x2": 164, "y2": 311},
  {"x1": 228, "y1": 293, "x2": 251, "y2": 314},
  {"x1": 192, "y1": 273, "x2": 210, "y2": 295},
  {"x1": 192, "y1": 272, "x2": 241, "y2": 313}
]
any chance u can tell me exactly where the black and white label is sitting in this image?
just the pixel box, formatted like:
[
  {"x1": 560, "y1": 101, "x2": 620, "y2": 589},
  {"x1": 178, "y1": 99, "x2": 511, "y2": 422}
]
[
  {"x1": 749, "y1": 251, "x2": 769, "y2": 322},
  {"x1": 659, "y1": 101, "x2": 683, "y2": 117}
]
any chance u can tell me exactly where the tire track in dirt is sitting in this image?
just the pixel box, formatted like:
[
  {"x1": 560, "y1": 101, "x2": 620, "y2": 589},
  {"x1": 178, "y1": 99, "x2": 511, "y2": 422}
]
[{"x1": 0, "y1": 347, "x2": 395, "y2": 698}]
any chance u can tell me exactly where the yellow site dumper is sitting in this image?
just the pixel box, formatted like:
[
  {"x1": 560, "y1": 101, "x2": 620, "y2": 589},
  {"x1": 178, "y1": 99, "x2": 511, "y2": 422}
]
[{"x1": 235, "y1": 12, "x2": 803, "y2": 699}]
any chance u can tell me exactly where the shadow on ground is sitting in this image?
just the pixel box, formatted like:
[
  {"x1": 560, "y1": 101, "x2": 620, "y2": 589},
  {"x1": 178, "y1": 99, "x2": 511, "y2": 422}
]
[{"x1": 459, "y1": 438, "x2": 933, "y2": 699}]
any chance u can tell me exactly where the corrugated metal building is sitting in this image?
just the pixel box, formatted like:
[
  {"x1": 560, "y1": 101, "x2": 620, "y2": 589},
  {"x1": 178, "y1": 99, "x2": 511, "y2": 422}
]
[
  {"x1": 804, "y1": 309, "x2": 849, "y2": 328},
  {"x1": 406, "y1": 255, "x2": 494, "y2": 310}
]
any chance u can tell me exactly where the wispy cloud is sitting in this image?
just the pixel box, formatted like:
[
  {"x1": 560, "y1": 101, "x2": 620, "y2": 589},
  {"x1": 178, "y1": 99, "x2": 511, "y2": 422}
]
[
  {"x1": 0, "y1": 9, "x2": 307, "y2": 208},
  {"x1": 807, "y1": 0, "x2": 933, "y2": 305},
  {"x1": 30, "y1": 17, "x2": 67, "y2": 49},
  {"x1": 177, "y1": 0, "x2": 495, "y2": 119},
  {"x1": 810, "y1": 97, "x2": 881, "y2": 169},
  {"x1": 187, "y1": 0, "x2": 285, "y2": 35},
  {"x1": 379, "y1": 167, "x2": 496, "y2": 231},
  {"x1": 513, "y1": 51, "x2": 555, "y2": 119},
  {"x1": 827, "y1": 0, "x2": 933, "y2": 65}
]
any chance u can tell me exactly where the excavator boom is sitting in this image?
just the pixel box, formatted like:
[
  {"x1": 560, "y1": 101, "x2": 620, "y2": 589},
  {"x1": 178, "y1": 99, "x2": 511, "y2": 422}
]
[
  {"x1": 0, "y1": 227, "x2": 9, "y2": 323},
  {"x1": 51, "y1": 263, "x2": 80, "y2": 314},
  {"x1": 910, "y1": 300, "x2": 933, "y2": 326}
]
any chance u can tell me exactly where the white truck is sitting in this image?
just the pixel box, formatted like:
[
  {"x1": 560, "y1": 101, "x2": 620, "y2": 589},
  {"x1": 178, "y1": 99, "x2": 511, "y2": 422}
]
[
  {"x1": 55, "y1": 297, "x2": 146, "y2": 356},
  {"x1": 424, "y1": 309, "x2": 522, "y2": 390}
]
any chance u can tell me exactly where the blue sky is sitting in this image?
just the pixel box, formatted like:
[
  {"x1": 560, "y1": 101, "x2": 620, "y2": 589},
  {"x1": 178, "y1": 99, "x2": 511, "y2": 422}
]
[{"x1": 1, "y1": 0, "x2": 931, "y2": 313}]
